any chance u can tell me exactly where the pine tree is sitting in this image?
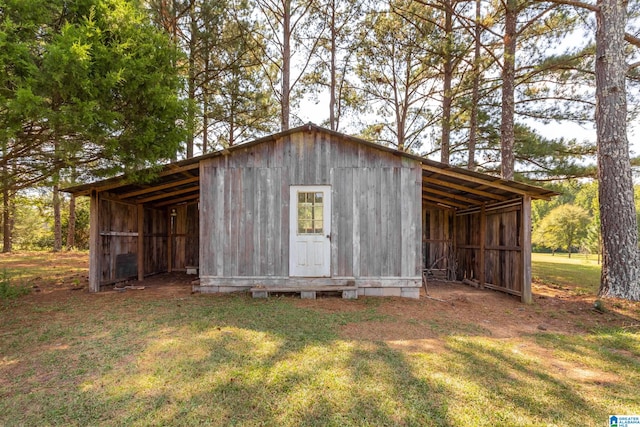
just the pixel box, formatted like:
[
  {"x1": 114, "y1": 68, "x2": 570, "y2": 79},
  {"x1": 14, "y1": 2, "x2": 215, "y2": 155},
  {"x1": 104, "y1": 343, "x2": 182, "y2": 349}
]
[
  {"x1": 1, "y1": 0, "x2": 187, "y2": 252},
  {"x1": 356, "y1": 1, "x2": 439, "y2": 151}
]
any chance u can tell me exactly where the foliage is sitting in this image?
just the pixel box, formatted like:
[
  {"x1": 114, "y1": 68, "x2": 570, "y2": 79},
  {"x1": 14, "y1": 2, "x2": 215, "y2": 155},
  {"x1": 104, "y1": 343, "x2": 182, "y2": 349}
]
[
  {"x1": 204, "y1": 0, "x2": 278, "y2": 147},
  {"x1": 356, "y1": 1, "x2": 439, "y2": 152},
  {"x1": 254, "y1": 0, "x2": 322, "y2": 131},
  {"x1": 533, "y1": 204, "x2": 590, "y2": 257},
  {"x1": 1, "y1": 0, "x2": 187, "y2": 252},
  {"x1": 1, "y1": 191, "x2": 90, "y2": 251},
  {"x1": 0, "y1": 0, "x2": 187, "y2": 193},
  {"x1": 147, "y1": 0, "x2": 277, "y2": 153},
  {"x1": 513, "y1": 125, "x2": 596, "y2": 181},
  {"x1": 303, "y1": 0, "x2": 366, "y2": 132},
  {"x1": 533, "y1": 181, "x2": 640, "y2": 258}
]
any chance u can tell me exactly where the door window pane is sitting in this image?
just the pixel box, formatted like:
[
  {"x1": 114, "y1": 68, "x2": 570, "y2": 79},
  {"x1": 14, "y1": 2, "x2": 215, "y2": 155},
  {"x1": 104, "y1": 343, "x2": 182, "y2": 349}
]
[{"x1": 297, "y1": 191, "x2": 324, "y2": 235}]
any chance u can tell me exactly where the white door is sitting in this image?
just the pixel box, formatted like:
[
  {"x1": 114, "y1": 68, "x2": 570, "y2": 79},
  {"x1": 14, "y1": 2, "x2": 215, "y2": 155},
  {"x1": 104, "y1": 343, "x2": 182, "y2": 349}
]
[{"x1": 289, "y1": 185, "x2": 331, "y2": 277}]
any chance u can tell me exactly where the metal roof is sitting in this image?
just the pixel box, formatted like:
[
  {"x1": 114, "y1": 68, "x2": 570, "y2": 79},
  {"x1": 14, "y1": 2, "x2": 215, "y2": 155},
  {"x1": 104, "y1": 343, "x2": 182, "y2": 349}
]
[{"x1": 63, "y1": 124, "x2": 558, "y2": 209}]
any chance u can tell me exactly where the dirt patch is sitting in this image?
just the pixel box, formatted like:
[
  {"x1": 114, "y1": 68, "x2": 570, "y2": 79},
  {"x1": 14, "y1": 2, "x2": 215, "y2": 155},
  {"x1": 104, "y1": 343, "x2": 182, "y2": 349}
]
[
  {"x1": 4, "y1": 252, "x2": 640, "y2": 341},
  {"x1": 302, "y1": 281, "x2": 640, "y2": 342}
]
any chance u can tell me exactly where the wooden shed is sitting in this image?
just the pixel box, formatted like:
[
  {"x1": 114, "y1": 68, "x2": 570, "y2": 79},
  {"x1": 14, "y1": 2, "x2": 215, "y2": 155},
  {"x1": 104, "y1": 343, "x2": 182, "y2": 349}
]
[{"x1": 64, "y1": 124, "x2": 556, "y2": 302}]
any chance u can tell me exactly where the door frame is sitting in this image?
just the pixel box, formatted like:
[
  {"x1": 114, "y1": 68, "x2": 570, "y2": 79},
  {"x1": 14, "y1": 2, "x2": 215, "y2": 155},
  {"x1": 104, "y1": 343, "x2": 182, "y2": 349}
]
[{"x1": 289, "y1": 185, "x2": 332, "y2": 277}]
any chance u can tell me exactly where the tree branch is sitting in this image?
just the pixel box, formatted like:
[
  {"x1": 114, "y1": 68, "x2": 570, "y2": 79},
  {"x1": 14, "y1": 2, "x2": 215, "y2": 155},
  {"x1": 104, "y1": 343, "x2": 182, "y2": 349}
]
[
  {"x1": 625, "y1": 33, "x2": 640, "y2": 48},
  {"x1": 545, "y1": 0, "x2": 598, "y2": 12}
]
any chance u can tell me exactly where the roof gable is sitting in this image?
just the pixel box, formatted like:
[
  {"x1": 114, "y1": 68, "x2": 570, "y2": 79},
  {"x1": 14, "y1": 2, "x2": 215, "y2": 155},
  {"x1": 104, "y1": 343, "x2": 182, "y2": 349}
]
[{"x1": 63, "y1": 124, "x2": 558, "y2": 209}]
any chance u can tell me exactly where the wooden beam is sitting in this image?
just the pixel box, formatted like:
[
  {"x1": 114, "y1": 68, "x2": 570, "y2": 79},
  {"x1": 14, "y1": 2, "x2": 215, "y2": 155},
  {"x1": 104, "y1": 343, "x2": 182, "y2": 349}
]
[
  {"x1": 422, "y1": 165, "x2": 527, "y2": 197},
  {"x1": 422, "y1": 186, "x2": 485, "y2": 205},
  {"x1": 99, "y1": 231, "x2": 138, "y2": 237},
  {"x1": 455, "y1": 199, "x2": 522, "y2": 216},
  {"x1": 137, "y1": 186, "x2": 199, "y2": 203},
  {"x1": 421, "y1": 193, "x2": 468, "y2": 209},
  {"x1": 158, "y1": 162, "x2": 199, "y2": 177},
  {"x1": 456, "y1": 244, "x2": 481, "y2": 249},
  {"x1": 81, "y1": 181, "x2": 128, "y2": 196},
  {"x1": 423, "y1": 175, "x2": 509, "y2": 201},
  {"x1": 89, "y1": 190, "x2": 100, "y2": 293},
  {"x1": 483, "y1": 282, "x2": 522, "y2": 297},
  {"x1": 137, "y1": 204, "x2": 144, "y2": 281},
  {"x1": 120, "y1": 176, "x2": 200, "y2": 199},
  {"x1": 521, "y1": 196, "x2": 533, "y2": 304},
  {"x1": 66, "y1": 162, "x2": 199, "y2": 196},
  {"x1": 153, "y1": 193, "x2": 200, "y2": 207},
  {"x1": 422, "y1": 201, "x2": 456, "y2": 211}
]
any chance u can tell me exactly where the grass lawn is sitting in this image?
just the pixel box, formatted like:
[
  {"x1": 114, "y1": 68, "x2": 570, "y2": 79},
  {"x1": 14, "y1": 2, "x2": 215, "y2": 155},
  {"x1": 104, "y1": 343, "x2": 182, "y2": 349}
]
[
  {"x1": 532, "y1": 252, "x2": 601, "y2": 295},
  {"x1": 0, "y1": 252, "x2": 639, "y2": 426},
  {"x1": 0, "y1": 250, "x2": 88, "y2": 287}
]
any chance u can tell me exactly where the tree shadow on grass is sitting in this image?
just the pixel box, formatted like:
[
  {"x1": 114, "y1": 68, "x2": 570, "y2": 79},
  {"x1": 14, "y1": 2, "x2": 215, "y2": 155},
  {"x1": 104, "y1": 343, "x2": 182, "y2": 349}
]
[
  {"x1": 67, "y1": 295, "x2": 453, "y2": 426},
  {"x1": 436, "y1": 337, "x2": 602, "y2": 424},
  {"x1": 2, "y1": 292, "x2": 637, "y2": 426}
]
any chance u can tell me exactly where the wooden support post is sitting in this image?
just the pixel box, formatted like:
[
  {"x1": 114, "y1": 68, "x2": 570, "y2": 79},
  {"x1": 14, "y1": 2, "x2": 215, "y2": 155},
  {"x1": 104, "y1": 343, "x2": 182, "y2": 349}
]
[
  {"x1": 521, "y1": 195, "x2": 533, "y2": 304},
  {"x1": 452, "y1": 210, "x2": 457, "y2": 280},
  {"x1": 89, "y1": 190, "x2": 100, "y2": 292},
  {"x1": 137, "y1": 204, "x2": 144, "y2": 281},
  {"x1": 167, "y1": 208, "x2": 173, "y2": 273},
  {"x1": 479, "y1": 203, "x2": 486, "y2": 288}
]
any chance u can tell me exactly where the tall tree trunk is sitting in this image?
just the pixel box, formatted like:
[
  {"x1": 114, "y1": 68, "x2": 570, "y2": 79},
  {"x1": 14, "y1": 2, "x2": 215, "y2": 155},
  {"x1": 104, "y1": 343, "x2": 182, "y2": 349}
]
[
  {"x1": 440, "y1": 0, "x2": 453, "y2": 164},
  {"x1": 2, "y1": 184, "x2": 11, "y2": 253},
  {"x1": 53, "y1": 183, "x2": 62, "y2": 252},
  {"x1": 202, "y1": 37, "x2": 211, "y2": 154},
  {"x1": 500, "y1": 0, "x2": 517, "y2": 180},
  {"x1": 596, "y1": 0, "x2": 640, "y2": 300},
  {"x1": 329, "y1": 0, "x2": 337, "y2": 131},
  {"x1": 186, "y1": 2, "x2": 197, "y2": 158},
  {"x1": 66, "y1": 194, "x2": 76, "y2": 250},
  {"x1": 202, "y1": 87, "x2": 209, "y2": 153},
  {"x1": 229, "y1": 101, "x2": 236, "y2": 146},
  {"x1": 468, "y1": 0, "x2": 481, "y2": 170},
  {"x1": 1, "y1": 143, "x2": 11, "y2": 253},
  {"x1": 281, "y1": 0, "x2": 291, "y2": 131}
]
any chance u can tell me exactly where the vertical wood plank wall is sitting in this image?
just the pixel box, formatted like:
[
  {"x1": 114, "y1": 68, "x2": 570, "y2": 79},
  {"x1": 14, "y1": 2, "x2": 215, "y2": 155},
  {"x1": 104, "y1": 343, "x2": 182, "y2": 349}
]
[
  {"x1": 199, "y1": 130, "x2": 422, "y2": 293},
  {"x1": 98, "y1": 196, "x2": 137, "y2": 284},
  {"x1": 90, "y1": 194, "x2": 171, "y2": 289},
  {"x1": 86, "y1": 129, "x2": 533, "y2": 302},
  {"x1": 170, "y1": 202, "x2": 199, "y2": 271},
  {"x1": 453, "y1": 200, "x2": 528, "y2": 300},
  {"x1": 423, "y1": 207, "x2": 455, "y2": 278},
  {"x1": 144, "y1": 207, "x2": 168, "y2": 276}
]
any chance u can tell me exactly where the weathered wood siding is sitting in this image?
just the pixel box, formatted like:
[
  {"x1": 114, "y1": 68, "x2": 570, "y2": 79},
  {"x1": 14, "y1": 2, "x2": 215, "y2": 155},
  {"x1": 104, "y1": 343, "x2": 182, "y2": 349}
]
[
  {"x1": 170, "y1": 202, "x2": 199, "y2": 270},
  {"x1": 455, "y1": 201, "x2": 524, "y2": 296},
  {"x1": 455, "y1": 211, "x2": 482, "y2": 281},
  {"x1": 90, "y1": 194, "x2": 173, "y2": 289},
  {"x1": 98, "y1": 196, "x2": 138, "y2": 284},
  {"x1": 143, "y1": 207, "x2": 168, "y2": 275},
  {"x1": 423, "y1": 206, "x2": 454, "y2": 277},
  {"x1": 484, "y1": 205, "x2": 521, "y2": 294},
  {"x1": 199, "y1": 130, "x2": 422, "y2": 291}
]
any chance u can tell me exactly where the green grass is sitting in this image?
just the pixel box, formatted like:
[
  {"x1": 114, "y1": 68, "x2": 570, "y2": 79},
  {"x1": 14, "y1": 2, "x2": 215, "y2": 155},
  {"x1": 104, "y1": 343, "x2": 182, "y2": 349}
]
[
  {"x1": 0, "y1": 251, "x2": 88, "y2": 286},
  {"x1": 0, "y1": 271, "x2": 31, "y2": 300},
  {"x1": 532, "y1": 253, "x2": 601, "y2": 294},
  {"x1": 1, "y1": 291, "x2": 639, "y2": 426},
  {"x1": 1, "y1": 252, "x2": 638, "y2": 425}
]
